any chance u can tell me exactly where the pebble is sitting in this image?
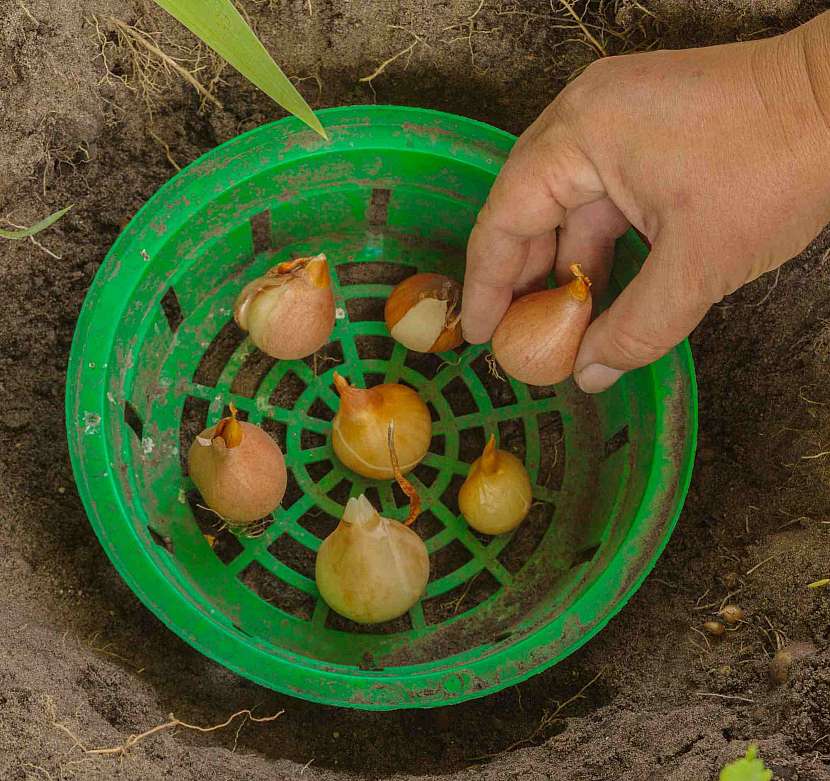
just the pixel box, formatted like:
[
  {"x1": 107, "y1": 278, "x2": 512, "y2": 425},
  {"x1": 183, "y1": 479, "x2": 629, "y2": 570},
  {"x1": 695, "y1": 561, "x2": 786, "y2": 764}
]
[
  {"x1": 0, "y1": 408, "x2": 32, "y2": 431},
  {"x1": 769, "y1": 641, "x2": 817, "y2": 685}
]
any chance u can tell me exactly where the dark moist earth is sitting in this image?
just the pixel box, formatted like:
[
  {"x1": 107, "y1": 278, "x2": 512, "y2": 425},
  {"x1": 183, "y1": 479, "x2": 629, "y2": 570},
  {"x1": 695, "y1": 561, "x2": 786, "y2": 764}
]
[{"x1": 3, "y1": 1, "x2": 830, "y2": 779}]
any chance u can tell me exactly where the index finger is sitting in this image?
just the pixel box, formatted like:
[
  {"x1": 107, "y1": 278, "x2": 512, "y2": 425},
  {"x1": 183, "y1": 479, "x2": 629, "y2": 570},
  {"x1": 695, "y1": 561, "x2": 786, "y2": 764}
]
[
  {"x1": 461, "y1": 128, "x2": 605, "y2": 343},
  {"x1": 461, "y1": 149, "x2": 567, "y2": 344}
]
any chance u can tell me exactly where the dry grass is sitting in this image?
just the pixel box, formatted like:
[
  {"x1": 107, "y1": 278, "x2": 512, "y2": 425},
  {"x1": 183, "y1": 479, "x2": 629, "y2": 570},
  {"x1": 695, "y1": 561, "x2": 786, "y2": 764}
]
[
  {"x1": 47, "y1": 695, "x2": 282, "y2": 759},
  {"x1": 441, "y1": 0, "x2": 501, "y2": 67},
  {"x1": 495, "y1": 0, "x2": 667, "y2": 80},
  {"x1": 485, "y1": 353, "x2": 505, "y2": 381},
  {"x1": 356, "y1": 1, "x2": 666, "y2": 91},
  {"x1": 91, "y1": 5, "x2": 227, "y2": 111},
  {"x1": 546, "y1": 0, "x2": 668, "y2": 79},
  {"x1": 89, "y1": 7, "x2": 227, "y2": 167},
  {"x1": 36, "y1": 114, "x2": 93, "y2": 195},
  {"x1": 91, "y1": 14, "x2": 226, "y2": 114},
  {"x1": 470, "y1": 667, "x2": 606, "y2": 760},
  {"x1": 359, "y1": 25, "x2": 430, "y2": 89}
]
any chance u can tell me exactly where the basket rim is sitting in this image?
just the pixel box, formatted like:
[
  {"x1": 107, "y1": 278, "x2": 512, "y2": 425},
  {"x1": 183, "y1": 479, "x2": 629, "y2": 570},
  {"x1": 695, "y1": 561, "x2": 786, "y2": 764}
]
[{"x1": 66, "y1": 104, "x2": 697, "y2": 710}]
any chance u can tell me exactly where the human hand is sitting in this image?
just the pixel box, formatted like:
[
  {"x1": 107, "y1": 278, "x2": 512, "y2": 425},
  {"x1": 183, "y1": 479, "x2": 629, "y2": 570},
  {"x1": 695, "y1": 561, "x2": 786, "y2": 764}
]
[{"x1": 462, "y1": 12, "x2": 830, "y2": 393}]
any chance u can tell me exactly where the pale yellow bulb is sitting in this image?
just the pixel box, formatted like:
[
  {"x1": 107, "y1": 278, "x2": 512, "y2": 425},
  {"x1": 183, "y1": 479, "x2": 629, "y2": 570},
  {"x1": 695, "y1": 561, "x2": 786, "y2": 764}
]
[
  {"x1": 459, "y1": 434, "x2": 532, "y2": 535},
  {"x1": 330, "y1": 373, "x2": 431, "y2": 480},
  {"x1": 316, "y1": 494, "x2": 429, "y2": 624}
]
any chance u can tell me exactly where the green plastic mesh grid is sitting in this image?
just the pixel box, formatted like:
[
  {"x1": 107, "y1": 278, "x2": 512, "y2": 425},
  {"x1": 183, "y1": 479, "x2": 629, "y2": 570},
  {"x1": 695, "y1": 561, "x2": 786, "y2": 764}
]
[{"x1": 67, "y1": 106, "x2": 697, "y2": 710}]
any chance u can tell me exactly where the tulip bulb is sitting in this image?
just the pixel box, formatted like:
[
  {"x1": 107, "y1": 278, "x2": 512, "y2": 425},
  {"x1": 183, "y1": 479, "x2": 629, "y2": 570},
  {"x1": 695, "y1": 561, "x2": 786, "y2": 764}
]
[
  {"x1": 315, "y1": 494, "x2": 429, "y2": 624},
  {"x1": 492, "y1": 264, "x2": 592, "y2": 386},
  {"x1": 385, "y1": 272, "x2": 463, "y2": 353},
  {"x1": 459, "y1": 434, "x2": 532, "y2": 535},
  {"x1": 188, "y1": 404, "x2": 287, "y2": 525},
  {"x1": 331, "y1": 372, "x2": 431, "y2": 480},
  {"x1": 234, "y1": 253, "x2": 335, "y2": 359}
]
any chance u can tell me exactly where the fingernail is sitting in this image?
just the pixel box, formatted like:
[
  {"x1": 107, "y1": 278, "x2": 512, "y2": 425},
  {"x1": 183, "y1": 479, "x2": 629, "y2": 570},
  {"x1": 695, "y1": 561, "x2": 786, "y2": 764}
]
[{"x1": 574, "y1": 363, "x2": 624, "y2": 394}]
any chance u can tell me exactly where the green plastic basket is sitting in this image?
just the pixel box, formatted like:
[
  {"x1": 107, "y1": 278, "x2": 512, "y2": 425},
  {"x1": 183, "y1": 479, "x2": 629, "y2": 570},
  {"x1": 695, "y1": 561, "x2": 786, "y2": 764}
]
[{"x1": 66, "y1": 106, "x2": 696, "y2": 710}]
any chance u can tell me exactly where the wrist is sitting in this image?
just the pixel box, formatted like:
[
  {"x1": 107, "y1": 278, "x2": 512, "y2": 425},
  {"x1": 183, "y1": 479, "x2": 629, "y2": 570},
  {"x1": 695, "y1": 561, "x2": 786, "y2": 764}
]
[
  {"x1": 757, "y1": 13, "x2": 830, "y2": 217},
  {"x1": 747, "y1": 18, "x2": 830, "y2": 152},
  {"x1": 739, "y1": 14, "x2": 830, "y2": 250},
  {"x1": 795, "y1": 11, "x2": 830, "y2": 134}
]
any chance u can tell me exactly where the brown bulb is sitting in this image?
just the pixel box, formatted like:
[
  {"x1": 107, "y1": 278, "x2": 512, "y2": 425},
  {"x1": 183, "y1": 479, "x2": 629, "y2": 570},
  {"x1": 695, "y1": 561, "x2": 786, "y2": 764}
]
[
  {"x1": 769, "y1": 641, "x2": 816, "y2": 685},
  {"x1": 187, "y1": 405, "x2": 286, "y2": 525},
  {"x1": 234, "y1": 254, "x2": 335, "y2": 359},
  {"x1": 491, "y1": 264, "x2": 592, "y2": 386},
  {"x1": 385, "y1": 273, "x2": 463, "y2": 353}
]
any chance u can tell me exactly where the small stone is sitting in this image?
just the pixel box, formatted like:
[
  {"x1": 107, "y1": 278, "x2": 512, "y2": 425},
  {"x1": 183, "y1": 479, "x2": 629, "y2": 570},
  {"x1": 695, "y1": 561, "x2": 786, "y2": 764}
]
[
  {"x1": 0, "y1": 408, "x2": 32, "y2": 431},
  {"x1": 769, "y1": 641, "x2": 817, "y2": 685},
  {"x1": 719, "y1": 605, "x2": 745, "y2": 624},
  {"x1": 770, "y1": 649, "x2": 793, "y2": 685}
]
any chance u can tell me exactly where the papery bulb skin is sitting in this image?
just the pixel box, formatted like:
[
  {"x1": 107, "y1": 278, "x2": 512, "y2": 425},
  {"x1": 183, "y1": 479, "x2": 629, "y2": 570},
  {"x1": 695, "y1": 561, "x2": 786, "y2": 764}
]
[
  {"x1": 491, "y1": 264, "x2": 592, "y2": 386},
  {"x1": 385, "y1": 273, "x2": 463, "y2": 353},
  {"x1": 331, "y1": 373, "x2": 431, "y2": 480},
  {"x1": 315, "y1": 494, "x2": 430, "y2": 624},
  {"x1": 188, "y1": 410, "x2": 286, "y2": 525},
  {"x1": 234, "y1": 254, "x2": 335, "y2": 360},
  {"x1": 458, "y1": 434, "x2": 532, "y2": 535}
]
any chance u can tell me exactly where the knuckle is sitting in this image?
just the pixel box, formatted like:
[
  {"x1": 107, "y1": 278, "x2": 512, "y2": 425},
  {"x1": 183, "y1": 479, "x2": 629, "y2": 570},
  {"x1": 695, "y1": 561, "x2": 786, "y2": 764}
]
[
  {"x1": 553, "y1": 58, "x2": 621, "y2": 133},
  {"x1": 550, "y1": 84, "x2": 583, "y2": 126},
  {"x1": 581, "y1": 55, "x2": 614, "y2": 80},
  {"x1": 606, "y1": 319, "x2": 668, "y2": 366},
  {"x1": 675, "y1": 247, "x2": 724, "y2": 305},
  {"x1": 572, "y1": 55, "x2": 619, "y2": 91},
  {"x1": 475, "y1": 191, "x2": 512, "y2": 235}
]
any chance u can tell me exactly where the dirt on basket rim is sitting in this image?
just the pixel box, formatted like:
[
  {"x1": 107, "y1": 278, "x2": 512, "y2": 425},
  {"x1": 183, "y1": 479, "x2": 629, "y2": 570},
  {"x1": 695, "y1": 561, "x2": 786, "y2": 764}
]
[{"x1": 2, "y1": 1, "x2": 830, "y2": 780}]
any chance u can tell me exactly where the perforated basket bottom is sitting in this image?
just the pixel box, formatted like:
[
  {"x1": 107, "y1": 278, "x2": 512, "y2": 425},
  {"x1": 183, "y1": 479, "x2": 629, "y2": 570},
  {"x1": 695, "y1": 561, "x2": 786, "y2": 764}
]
[
  {"x1": 68, "y1": 107, "x2": 695, "y2": 710},
  {"x1": 131, "y1": 228, "x2": 626, "y2": 670}
]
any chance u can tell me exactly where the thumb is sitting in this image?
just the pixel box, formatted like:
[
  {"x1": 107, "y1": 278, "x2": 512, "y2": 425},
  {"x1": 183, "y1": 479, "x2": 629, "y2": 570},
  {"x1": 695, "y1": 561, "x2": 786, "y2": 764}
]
[{"x1": 573, "y1": 238, "x2": 712, "y2": 393}]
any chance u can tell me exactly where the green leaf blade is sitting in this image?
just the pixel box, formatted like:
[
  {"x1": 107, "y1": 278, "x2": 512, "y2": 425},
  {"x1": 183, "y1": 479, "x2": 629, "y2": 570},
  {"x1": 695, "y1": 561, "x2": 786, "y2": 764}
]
[
  {"x1": 152, "y1": 0, "x2": 327, "y2": 139},
  {"x1": 0, "y1": 205, "x2": 73, "y2": 240}
]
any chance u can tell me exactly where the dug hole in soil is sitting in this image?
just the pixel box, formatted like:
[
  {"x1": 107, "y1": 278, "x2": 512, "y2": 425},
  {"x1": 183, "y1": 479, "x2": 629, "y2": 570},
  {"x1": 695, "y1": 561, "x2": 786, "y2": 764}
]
[{"x1": 2, "y1": 1, "x2": 830, "y2": 779}]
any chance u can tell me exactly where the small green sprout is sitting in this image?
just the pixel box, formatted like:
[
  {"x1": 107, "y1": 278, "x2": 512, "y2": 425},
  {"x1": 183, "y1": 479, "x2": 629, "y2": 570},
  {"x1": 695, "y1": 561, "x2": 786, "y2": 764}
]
[
  {"x1": 0, "y1": 205, "x2": 72, "y2": 240},
  {"x1": 719, "y1": 745, "x2": 772, "y2": 781}
]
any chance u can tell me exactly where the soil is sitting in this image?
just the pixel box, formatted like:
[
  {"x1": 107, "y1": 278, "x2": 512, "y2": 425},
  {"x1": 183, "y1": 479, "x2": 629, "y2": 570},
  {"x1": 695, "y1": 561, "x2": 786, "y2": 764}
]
[{"x1": 2, "y1": 1, "x2": 830, "y2": 780}]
